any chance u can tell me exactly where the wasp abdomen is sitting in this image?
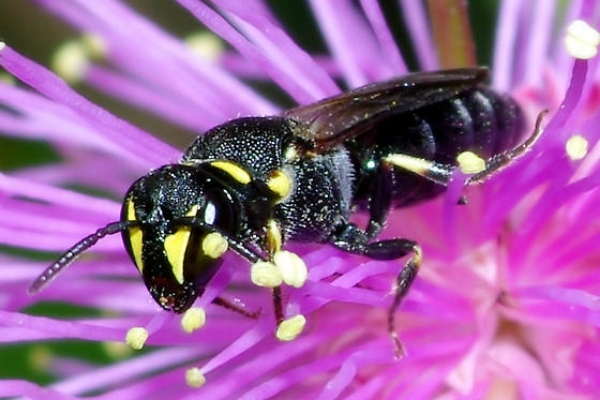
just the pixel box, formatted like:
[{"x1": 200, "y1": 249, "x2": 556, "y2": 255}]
[{"x1": 352, "y1": 87, "x2": 523, "y2": 208}]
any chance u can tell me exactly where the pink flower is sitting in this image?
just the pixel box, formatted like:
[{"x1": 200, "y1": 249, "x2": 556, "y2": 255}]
[{"x1": 1, "y1": 1, "x2": 599, "y2": 398}]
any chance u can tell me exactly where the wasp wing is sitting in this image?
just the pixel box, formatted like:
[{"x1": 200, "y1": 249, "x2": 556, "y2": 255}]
[{"x1": 283, "y1": 67, "x2": 488, "y2": 151}]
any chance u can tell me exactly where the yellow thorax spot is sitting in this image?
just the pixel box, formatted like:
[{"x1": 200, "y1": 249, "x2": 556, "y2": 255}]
[
  {"x1": 164, "y1": 205, "x2": 199, "y2": 284},
  {"x1": 210, "y1": 160, "x2": 252, "y2": 184},
  {"x1": 267, "y1": 169, "x2": 293, "y2": 199},
  {"x1": 126, "y1": 199, "x2": 144, "y2": 275},
  {"x1": 202, "y1": 232, "x2": 228, "y2": 259}
]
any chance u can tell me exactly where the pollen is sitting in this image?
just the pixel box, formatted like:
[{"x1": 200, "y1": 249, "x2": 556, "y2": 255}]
[
  {"x1": 250, "y1": 261, "x2": 283, "y2": 287},
  {"x1": 102, "y1": 341, "x2": 133, "y2": 359},
  {"x1": 202, "y1": 231, "x2": 228, "y2": 259},
  {"x1": 185, "y1": 367, "x2": 206, "y2": 388},
  {"x1": 125, "y1": 327, "x2": 149, "y2": 350},
  {"x1": 52, "y1": 40, "x2": 90, "y2": 83},
  {"x1": 274, "y1": 250, "x2": 308, "y2": 288},
  {"x1": 81, "y1": 34, "x2": 107, "y2": 59},
  {"x1": 181, "y1": 307, "x2": 207, "y2": 333},
  {"x1": 566, "y1": 134, "x2": 588, "y2": 160},
  {"x1": 185, "y1": 31, "x2": 224, "y2": 62},
  {"x1": 565, "y1": 19, "x2": 600, "y2": 59},
  {"x1": 276, "y1": 314, "x2": 307, "y2": 341},
  {"x1": 0, "y1": 73, "x2": 15, "y2": 85},
  {"x1": 29, "y1": 346, "x2": 52, "y2": 372},
  {"x1": 0, "y1": 41, "x2": 5, "y2": 52},
  {"x1": 457, "y1": 151, "x2": 486, "y2": 174}
]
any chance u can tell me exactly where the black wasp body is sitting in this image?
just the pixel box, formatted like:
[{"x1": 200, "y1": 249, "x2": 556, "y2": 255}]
[{"x1": 30, "y1": 68, "x2": 541, "y2": 355}]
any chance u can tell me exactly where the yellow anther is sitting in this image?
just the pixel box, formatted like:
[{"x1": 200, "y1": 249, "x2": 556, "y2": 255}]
[
  {"x1": 202, "y1": 232, "x2": 228, "y2": 259},
  {"x1": 125, "y1": 327, "x2": 149, "y2": 350},
  {"x1": 565, "y1": 19, "x2": 600, "y2": 59},
  {"x1": 566, "y1": 135, "x2": 588, "y2": 160},
  {"x1": 276, "y1": 314, "x2": 307, "y2": 341},
  {"x1": 185, "y1": 367, "x2": 206, "y2": 388},
  {"x1": 274, "y1": 250, "x2": 308, "y2": 288},
  {"x1": 52, "y1": 40, "x2": 90, "y2": 83},
  {"x1": 250, "y1": 261, "x2": 283, "y2": 287},
  {"x1": 181, "y1": 307, "x2": 206, "y2": 333},
  {"x1": 457, "y1": 151, "x2": 486, "y2": 174},
  {"x1": 185, "y1": 31, "x2": 224, "y2": 61}
]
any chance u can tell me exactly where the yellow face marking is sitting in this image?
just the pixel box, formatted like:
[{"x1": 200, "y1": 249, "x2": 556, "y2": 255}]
[
  {"x1": 201, "y1": 232, "x2": 228, "y2": 259},
  {"x1": 165, "y1": 229, "x2": 190, "y2": 285},
  {"x1": 266, "y1": 219, "x2": 282, "y2": 255},
  {"x1": 267, "y1": 169, "x2": 292, "y2": 200},
  {"x1": 210, "y1": 160, "x2": 252, "y2": 184},
  {"x1": 126, "y1": 199, "x2": 144, "y2": 275},
  {"x1": 164, "y1": 205, "x2": 199, "y2": 285}
]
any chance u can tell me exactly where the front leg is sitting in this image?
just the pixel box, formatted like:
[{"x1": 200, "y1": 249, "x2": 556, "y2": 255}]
[{"x1": 330, "y1": 222, "x2": 421, "y2": 357}]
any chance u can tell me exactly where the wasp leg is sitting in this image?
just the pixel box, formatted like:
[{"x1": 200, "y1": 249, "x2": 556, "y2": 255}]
[
  {"x1": 467, "y1": 110, "x2": 546, "y2": 184},
  {"x1": 388, "y1": 244, "x2": 421, "y2": 358},
  {"x1": 212, "y1": 296, "x2": 261, "y2": 319},
  {"x1": 330, "y1": 223, "x2": 421, "y2": 357},
  {"x1": 365, "y1": 163, "x2": 394, "y2": 240},
  {"x1": 272, "y1": 286, "x2": 284, "y2": 324},
  {"x1": 384, "y1": 110, "x2": 547, "y2": 188},
  {"x1": 383, "y1": 153, "x2": 454, "y2": 186}
]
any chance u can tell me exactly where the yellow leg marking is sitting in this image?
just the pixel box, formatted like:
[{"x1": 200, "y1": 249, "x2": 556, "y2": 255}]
[
  {"x1": 210, "y1": 160, "x2": 252, "y2": 184},
  {"x1": 384, "y1": 154, "x2": 434, "y2": 177},
  {"x1": 266, "y1": 219, "x2": 283, "y2": 256}
]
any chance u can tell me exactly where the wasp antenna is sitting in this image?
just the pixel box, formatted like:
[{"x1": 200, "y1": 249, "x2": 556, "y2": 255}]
[
  {"x1": 467, "y1": 109, "x2": 548, "y2": 184},
  {"x1": 28, "y1": 221, "x2": 131, "y2": 295}
]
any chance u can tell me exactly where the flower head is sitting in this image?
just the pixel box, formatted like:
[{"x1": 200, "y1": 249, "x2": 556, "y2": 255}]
[{"x1": 1, "y1": 1, "x2": 600, "y2": 398}]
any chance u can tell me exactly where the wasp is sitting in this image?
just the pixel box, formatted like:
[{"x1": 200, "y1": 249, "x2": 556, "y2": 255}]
[{"x1": 29, "y1": 68, "x2": 543, "y2": 355}]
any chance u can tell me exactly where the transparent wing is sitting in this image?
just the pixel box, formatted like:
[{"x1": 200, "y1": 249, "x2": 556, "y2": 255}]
[{"x1": 283, "y1": 68, "x2": 488, "y2": 151}]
